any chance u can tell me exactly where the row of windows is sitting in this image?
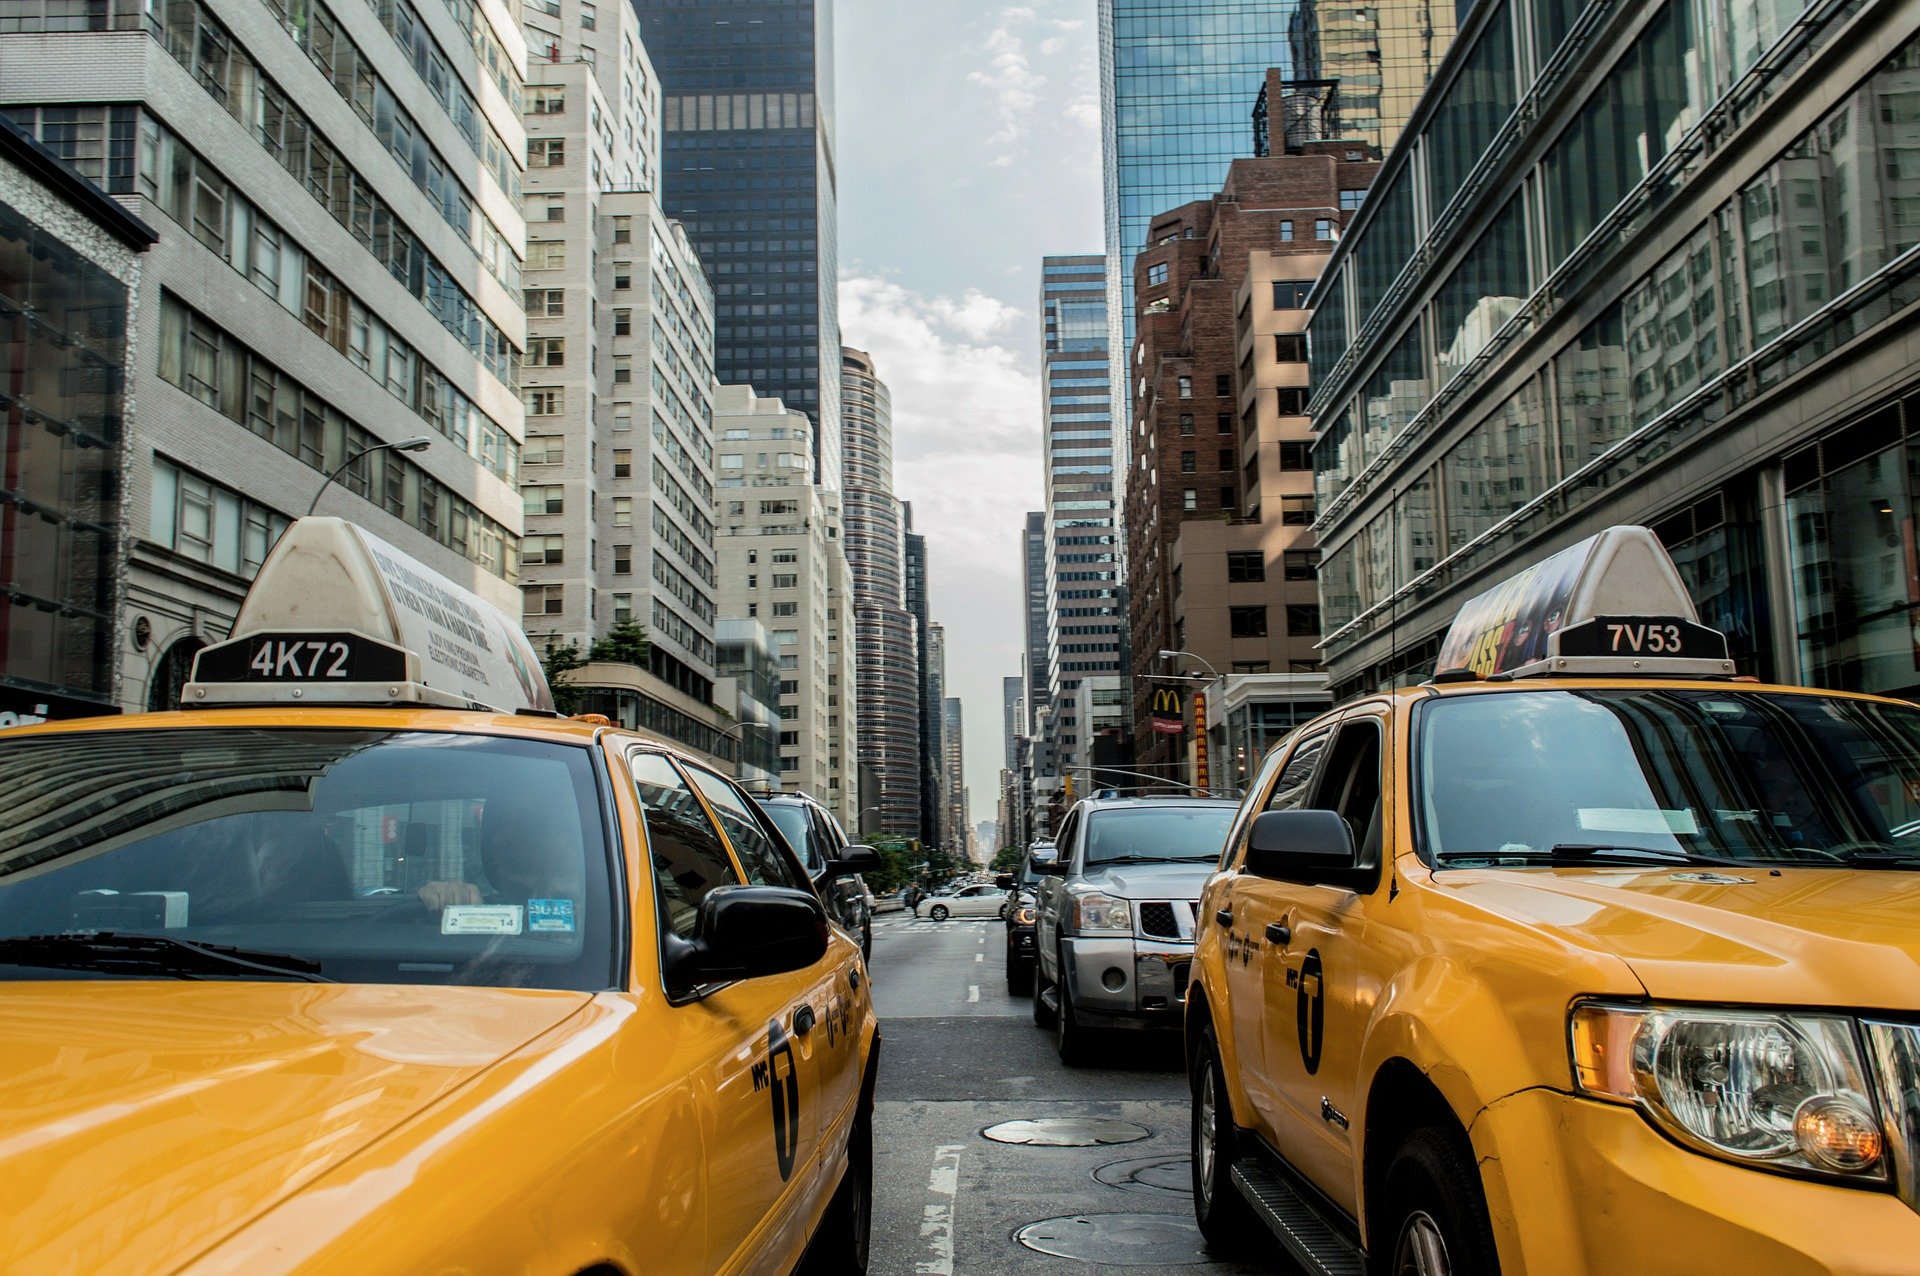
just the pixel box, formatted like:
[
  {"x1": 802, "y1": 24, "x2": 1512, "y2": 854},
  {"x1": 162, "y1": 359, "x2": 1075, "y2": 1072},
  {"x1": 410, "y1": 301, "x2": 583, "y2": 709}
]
[
  {"x1": 148, "y1": 455, "x2": 289, "y2": 579},
  {"x1": 156, "y1": 293, "x2": 518, "y2": 580},
  {"x1": 119, "y1": 35, "x2": 524, "y2": 386}
]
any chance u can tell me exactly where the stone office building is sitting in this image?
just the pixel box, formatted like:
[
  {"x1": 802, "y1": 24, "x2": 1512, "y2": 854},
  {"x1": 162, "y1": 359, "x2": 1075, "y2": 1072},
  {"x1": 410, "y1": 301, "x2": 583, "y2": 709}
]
[{"x1": 1307, "y1": 0, "x2": 1920, "y2": 702}]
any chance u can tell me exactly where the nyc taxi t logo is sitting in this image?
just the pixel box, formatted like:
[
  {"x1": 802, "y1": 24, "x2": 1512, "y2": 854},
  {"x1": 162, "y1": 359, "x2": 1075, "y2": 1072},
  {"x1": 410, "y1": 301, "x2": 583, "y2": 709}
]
[{"x1": 751, "y1": 1020, "x2": 801, "y2": 1181}]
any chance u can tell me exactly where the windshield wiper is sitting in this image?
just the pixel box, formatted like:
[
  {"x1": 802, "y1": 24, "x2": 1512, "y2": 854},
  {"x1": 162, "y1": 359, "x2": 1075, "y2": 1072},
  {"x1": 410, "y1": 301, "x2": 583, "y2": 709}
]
[
  {"x1": 0, "y1": 932, "x2": 331, "y2": 982},
  {"x1": 1088, "y1": 854, "x2": 1214, "y2": 867},
  {"x1": 1438, "y1": 844, "x2": 1750, "y2": 869},
  {"x1": 1829, "y1": 848, "x2": 1920, "y2": 869}
]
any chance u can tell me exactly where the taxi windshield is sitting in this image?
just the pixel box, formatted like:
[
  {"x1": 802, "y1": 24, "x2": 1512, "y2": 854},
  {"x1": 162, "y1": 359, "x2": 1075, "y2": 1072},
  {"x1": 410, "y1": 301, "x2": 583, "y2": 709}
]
[
  {"x1": 0, "y1": 728, "x2": 616, "y2": 989},
  {"x1": 1419, "y1": 689, "x2": 1920, "y2": 868}
]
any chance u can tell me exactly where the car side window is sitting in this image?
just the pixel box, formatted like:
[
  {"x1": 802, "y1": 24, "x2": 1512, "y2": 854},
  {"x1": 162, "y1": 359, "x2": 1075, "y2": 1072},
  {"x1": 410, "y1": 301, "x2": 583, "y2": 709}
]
[
  {"x1": 630, "y1": 752, "x2": 741, "y2": 940},
  {"x1": 1265, "y1": 728, "x2": 1333, "y2": 813},
  {"x1": 1052, "y1": 809, "x2": 1082, "y2": 865},
  {"x1": 1310, "y1": 718, "x2": 1386, "y2": 864},
  {"x1": 685, "y1": 766, "x2": 809, "y2": 892}
]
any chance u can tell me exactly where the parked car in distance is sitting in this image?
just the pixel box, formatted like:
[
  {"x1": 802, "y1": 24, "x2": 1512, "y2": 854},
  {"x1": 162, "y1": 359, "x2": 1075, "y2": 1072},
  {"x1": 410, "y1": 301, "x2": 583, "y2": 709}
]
[
  {"x1": 758, "y1": 792, "x2": 874, "y2": 960},
  {"x1": 1032, "y1": 796, "x2": 1238, "y2": 1064},
  {"x1": 997, "y1": 845, "x2": 1052, "y2": 994},
  {"x1": 915, "y1": 884, "x2": 1010, "y2": 921}
]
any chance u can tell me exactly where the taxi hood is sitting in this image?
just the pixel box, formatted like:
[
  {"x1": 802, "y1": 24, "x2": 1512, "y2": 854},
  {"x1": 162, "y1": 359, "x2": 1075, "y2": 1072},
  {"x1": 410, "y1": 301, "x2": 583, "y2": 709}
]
[
  {"x1": 0, "y1": 981, "x2": 591, "y2": 1276},
  {"x1": 1441, "y1": 866, "x2": 1920, "y2": 1009}
]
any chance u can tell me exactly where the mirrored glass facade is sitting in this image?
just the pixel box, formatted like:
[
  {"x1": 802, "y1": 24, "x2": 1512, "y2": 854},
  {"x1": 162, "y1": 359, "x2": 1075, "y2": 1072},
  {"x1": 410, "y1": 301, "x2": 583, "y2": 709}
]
[
  {"x1": 1306, "y1": 0, "x2": 1920, "y2": 700},
  {"x1": 642, "y1": 0, "x2": 842, "y2": 490}
]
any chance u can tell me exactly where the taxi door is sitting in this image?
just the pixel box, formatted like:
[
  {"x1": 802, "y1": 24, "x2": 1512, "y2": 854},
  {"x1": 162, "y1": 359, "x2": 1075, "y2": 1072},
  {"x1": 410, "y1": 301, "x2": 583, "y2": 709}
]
[
  {"x1": 627, "y1": 751, "x2": 822, "y2": 1276},
  {"x1": 1258, "y1": 708, "x2": 1390, "y2": 1206},
  {"x1": 1220, "y1": 723, "x2": 1333, "y2": 1136},
  {"x1": 682, "y1": 764, "x2": 849, "y2": 1261}
]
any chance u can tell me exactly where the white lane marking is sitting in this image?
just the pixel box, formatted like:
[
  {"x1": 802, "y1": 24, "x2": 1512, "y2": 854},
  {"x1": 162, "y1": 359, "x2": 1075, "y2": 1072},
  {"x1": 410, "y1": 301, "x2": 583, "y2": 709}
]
[
  {"x1": 967, "y1": 985, "x2": 979, "y2": 1002},
  {"x1": 974, "y1": 953, "x2": 983, "y2": 963},
  {"x1": 917, "y1": 1143, "x2": 964, "y2": 1275}
]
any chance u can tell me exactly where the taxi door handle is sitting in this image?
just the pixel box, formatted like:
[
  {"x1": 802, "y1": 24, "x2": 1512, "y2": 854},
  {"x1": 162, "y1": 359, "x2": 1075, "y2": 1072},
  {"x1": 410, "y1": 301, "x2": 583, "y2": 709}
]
[
  {"x1": 1215, "y1": 908, "x2": 1233, "y2": 927},
  {"x1": 1265, "y1": 923, "x2": 1292, "y2": 946},
  {"x1": 793, "y1": 1005, "x2": 816, "y2": 1036}
]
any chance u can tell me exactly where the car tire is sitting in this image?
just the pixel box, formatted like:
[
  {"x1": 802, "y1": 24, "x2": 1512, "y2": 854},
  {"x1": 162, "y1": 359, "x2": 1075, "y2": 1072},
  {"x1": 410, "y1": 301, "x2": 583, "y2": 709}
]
[
  {"x1": 1055, "y1": 950, "x2": 1093, "y2": 1066},
  {"x1": 1031, "y1": 949, "x2": 1056, "y2": 1027},
  {"x1": 862, "y1": 924, "x2": 872, "y2": 963},
  {"x1": 799, "y1": 1106, "x2": 873, "y2": 1275},
  {"x1": 1190, "y1": 1022, "x2": 1261, "y2": 1251},
  {"x1": 1373, "y1": 1126, "x2": 1501, "y2": 1276},
  {"x1": 929, "y1": 904, "x2": 949, "y2": 922},
  {"x1": 1006, "y1": 949, "x2": 1032, "y2": 995},
  {"x1": 997, "y1": 902, "x2": 1008, "y2": 920}
]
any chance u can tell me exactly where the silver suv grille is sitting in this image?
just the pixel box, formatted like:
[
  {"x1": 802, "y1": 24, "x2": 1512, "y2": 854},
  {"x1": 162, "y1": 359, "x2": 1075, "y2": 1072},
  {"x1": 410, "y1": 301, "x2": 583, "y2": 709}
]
[
  {"x1": 1864, "y1": 1020, "x2": 1920, "y2": 1214},
  {"x1": 1136, "y1": 901, "x2": 1197, "y2": 942}
]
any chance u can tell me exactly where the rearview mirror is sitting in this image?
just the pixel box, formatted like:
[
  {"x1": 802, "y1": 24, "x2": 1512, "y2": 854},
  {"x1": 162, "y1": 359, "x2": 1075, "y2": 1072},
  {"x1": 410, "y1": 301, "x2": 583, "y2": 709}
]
[
  {"x1": 1244, "y1": 810, "x2": 1371, "y2": 889},
  {"x1": 1031, "y1": 855, "x2": 1069, "y2": 877},
  {"x1": 664, "y1": 886, "x2": 827, "y2": 995},
  {"x1": 824, "y1": 844, "x2": 882, "y2": 878}
]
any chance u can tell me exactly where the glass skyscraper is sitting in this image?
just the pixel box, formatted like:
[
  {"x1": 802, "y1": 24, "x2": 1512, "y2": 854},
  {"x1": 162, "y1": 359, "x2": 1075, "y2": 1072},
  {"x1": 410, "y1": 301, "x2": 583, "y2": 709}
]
[
  {"x1": 1040, "y1": 256, "x2": 1123, "y2": 772},
  {"x1": 1100, "y1": 0, "x2": 1454, "y2": 449},
  {"x1": 639, "y1": 0, "x2": 842, "y2": 488}
]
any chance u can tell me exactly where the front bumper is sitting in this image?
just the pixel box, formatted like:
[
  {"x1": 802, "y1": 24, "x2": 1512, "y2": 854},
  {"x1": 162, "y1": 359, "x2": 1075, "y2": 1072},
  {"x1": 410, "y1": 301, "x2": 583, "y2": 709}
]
[
  {"x1": 1007, "y1": 926, "x2": 1035, "y2": 963},
  {"x1": 1061, "y1": 936, "x2": 1192, "y2": 1024},
  {"x1": 1471, "y1": 1087, "x2": 1920, "y2": 1275}
]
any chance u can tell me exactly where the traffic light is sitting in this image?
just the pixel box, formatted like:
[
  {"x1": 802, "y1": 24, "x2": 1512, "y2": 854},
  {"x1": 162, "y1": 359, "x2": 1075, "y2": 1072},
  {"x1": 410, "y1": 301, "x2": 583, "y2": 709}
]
[{"x1": 1063, "y1": 772, "x2": 1076, "y2": 800}]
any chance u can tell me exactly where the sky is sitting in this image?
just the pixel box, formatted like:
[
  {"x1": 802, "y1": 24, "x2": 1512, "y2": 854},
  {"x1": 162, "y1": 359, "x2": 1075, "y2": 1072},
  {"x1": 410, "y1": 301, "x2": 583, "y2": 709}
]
[{"x1": 835, "y1": 0, "x2": 1104, "y2": 841}]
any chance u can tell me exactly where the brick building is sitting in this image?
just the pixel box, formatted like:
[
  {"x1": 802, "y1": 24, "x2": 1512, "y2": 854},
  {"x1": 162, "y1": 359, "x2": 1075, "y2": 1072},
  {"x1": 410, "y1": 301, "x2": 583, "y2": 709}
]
[{"x1": 1125, "y1": 142, "x2": 1378, "y2": 781}]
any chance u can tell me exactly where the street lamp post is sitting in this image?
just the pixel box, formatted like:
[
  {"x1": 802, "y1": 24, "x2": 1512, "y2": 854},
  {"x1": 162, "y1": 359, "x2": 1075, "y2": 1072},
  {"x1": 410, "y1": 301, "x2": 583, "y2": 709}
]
[
  {"x1": 306, "y1": 436, "x2": 433, "y2": 517},
  {"x1": 713, "y1": 719, "x2": 776, "y2": 781}
]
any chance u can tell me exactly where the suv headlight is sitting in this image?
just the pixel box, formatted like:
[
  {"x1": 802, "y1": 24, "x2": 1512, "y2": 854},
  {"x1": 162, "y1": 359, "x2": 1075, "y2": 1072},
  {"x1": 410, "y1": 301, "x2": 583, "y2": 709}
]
[
  {"x1": 1069, "y1": 891, "x2": 1132, "y2": 934},
  {"x1": 1571, "y1": 1002, "x2": 1886, "y2": 1181},
  {"x1": 1012, "y1": 903, "x2": 1035, "y2": 925}
]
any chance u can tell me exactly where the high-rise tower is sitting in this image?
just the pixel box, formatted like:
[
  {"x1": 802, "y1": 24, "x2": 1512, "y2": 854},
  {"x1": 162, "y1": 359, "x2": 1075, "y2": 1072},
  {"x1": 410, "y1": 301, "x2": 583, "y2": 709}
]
[{"x1": 638, "y1": 0, "x2": 842, "y2": 489}]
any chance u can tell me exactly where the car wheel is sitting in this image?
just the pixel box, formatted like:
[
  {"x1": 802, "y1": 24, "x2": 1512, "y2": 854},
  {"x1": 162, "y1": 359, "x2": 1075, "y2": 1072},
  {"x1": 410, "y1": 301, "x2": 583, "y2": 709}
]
[
  {"x1": 1031, "y1": 947, "x2": 1056, "y2": 1027},
  {"x1": 1373, "y1": 1126, "x2": 1501, "y2": 1276},
  {"x1": 929, "y1": 904, "x2": 949, "y2": 922},
  {"x1": 799, "y1": 1106, "x2": 872, "y2": 1275},
  {"x1": 1055, "y1": 950, "x2": 1093, "y2": 1066},
  {"x1": 1006, "y1": 947, "x2": 1032, "y2": 995},
  {"x1": 997, "y1": 902, "x2": 1008, "y2": 920},
  {"x1": 1191, "y1": 1022, "x2": 1261, "y2": 1250},
  {"x1": 862, "y1": 924, "x2": 872, "y2": 963}
]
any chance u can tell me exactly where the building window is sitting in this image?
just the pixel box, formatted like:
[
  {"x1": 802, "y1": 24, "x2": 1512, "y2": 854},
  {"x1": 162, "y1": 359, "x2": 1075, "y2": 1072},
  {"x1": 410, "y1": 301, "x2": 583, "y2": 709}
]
[
  {"x1": 527, "y1": 240, "x2": 566, "y2": 270},
  {"x1": 772, "y1": 573, "x2": 798, "y2": 588},
  {"x1": 1273, "y1": 281, "x2": 1312, "y2": 309},
  {"x1": 1215, "y1": 375, "x2": 1231, "y2": 397},
  {"x1": 1177, "y1": 375, "x2": 1192, "y2": 399},
  {"x1": 529, "y1": 88, "x2": 565, "y2": 114},
  {"x1": 523, "y1": 584, "x2": 563, "y2": 615},
  {"x1": 612, "y1": 496, "x2": 632, "y2": 527},
  {"x1": 613, "y1": 308, "x2": 631, "y2": 335},
  {"x1": 1275, "y1": 334, "x2": 1307, "y2": 362},
  {"x1": 524, "y1": 288, "x2": 565, "y2": 317},
  {"x1": 526, "y1": 435, "x2": 565, "y2": 465},
  {"x1": 528, "y1": 336, "x2": 565, "y2": 366},
  {"x1": 1315, "y1": 219, "x2": 1335, "y2": 240},
  {"x1": 1182, "y1": 488, "x2": 1197, "y2": 511},
  {"x1": 612, "y1": 449, "x2": 632, "y2": 477},
  {"x1": 524, "y1": 388, "x2": 563, "y2": 415},
  {"x1": 612, "y1": 404, "x2": 632, "y2": 431},
  {"x1": 1178, "y1": 413, "x2": 1195, "y2": 436},
  {"x1": 523, "y1": 534, "x2": 564, "y2": 565},
  {"x1": 1219, "y1": 485, "x2": 1236, "y2": 507},
  {"x1": 1278, "y1": 441, "x2": 1312, "y2": 470},
  {"x1": 1277, "y1": 388, "x2": 1308, "y2": 415},
  {"x1": 1179, "y1": 450, "x2": 1197, "y2": 473},
  {"x1": 1340, "y1": 188, "x2": 1367, "y2": 211},
  {"x1": 1281, "y1": 495, "x2": 1315, "y2": 525},
  {"x1": 613, "y1": 592, "x2": 634, "y2": 624},
  {"x1": 522, "y1": 484, "x2": 564, "y2": 516},
  {"x1": 1227, "y1": 551, "x2": 1265, "y2": 582},
  {"x1": 1286, "y1": 604, "x2": 1322, "y2": 635},
  {"x1": 772, "y1": 601, "x2": 798, "y2": 617},
  {"x1": 539, "y1": 193, "x2": 565, "y2": 222},
  {"x1": 529, "y1": 137, "x2": 565, "y2": 167},
  {"x1": 1283, "y1": 550, "x2": 1320, "y2": 581},
  {"x1": 1280, "y1": 220, "x2": 1294, "y2": 241},
  {"x1": 613, "y1": 544, "x2": 632, "y2": 573},
  {"x1": 612, "y1": 216, "x2": 631, "y2": 244},
  {"x1": 1229, "y1": 605, "x2": 1268, "y2": 637},
  {"x1": 1147, "y1": 262, "x2": 1169, "y2": 286},
  {"x1": 580, "y1": 1, "x2": 595, "y2": 28},
  {"x1": 613, "y1": 261, "x2": 632, "y2": 290},
  {"x1": 613, "y1": 355, "x2": 632, "y2": 384}
]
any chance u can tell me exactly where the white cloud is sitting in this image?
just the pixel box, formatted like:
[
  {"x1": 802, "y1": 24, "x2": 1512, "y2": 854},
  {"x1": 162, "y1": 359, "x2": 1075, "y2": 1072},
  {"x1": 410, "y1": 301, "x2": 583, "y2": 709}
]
[{"x1": 968, "y1": 12, "x2": 1047, "y2": 153}]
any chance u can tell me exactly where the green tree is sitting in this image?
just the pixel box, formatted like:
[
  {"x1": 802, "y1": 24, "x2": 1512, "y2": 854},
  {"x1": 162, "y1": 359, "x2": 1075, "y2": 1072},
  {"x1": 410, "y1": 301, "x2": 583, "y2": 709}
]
[
  {"x1": 542, "y1": 638, "x2": 587, "y2": 715},
  {"x1": 589, "y1": 621, "x2": 649, "y2": 667},
  {"x1": 990, "y1": 845, "x2": 1022, "y2": 873}
]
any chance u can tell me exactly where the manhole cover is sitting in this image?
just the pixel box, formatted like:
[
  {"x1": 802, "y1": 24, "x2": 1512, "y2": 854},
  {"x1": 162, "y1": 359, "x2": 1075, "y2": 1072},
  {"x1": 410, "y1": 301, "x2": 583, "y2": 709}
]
[
  {"x1": 1014, "y1": 1213, "x2": 1211, "y2": 1265},
  {"x1": 1094, "y1": 1154, "x2": 1193, "y2": 1195},
  {"x1": 981, "y1": 1118, "x2": 1152, "y2": 1147}
]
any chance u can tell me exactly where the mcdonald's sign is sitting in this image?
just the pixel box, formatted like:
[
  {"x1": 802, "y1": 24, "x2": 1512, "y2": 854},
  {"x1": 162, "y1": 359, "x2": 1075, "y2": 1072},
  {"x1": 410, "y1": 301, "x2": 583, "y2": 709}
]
[{"x1": 1150, "y1": 687, "x2": 1184, "y2": 735}]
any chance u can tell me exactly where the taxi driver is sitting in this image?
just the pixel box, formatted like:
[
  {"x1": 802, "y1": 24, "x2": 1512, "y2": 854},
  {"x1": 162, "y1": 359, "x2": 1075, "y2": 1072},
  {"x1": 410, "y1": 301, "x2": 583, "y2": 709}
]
[{"x1": 418, "y1": 800, "x2": 583, "y2": 911}]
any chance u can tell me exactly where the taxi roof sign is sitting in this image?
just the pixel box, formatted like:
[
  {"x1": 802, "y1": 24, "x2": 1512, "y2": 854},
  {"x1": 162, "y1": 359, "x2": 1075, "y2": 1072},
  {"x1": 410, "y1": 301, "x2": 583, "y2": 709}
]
[
  {"x1": 1433, "y1": 526, "x2": 1734, "y2": 680},
  {"x1": 184, "y1": 518, "x2": 556, "y2": 714}
]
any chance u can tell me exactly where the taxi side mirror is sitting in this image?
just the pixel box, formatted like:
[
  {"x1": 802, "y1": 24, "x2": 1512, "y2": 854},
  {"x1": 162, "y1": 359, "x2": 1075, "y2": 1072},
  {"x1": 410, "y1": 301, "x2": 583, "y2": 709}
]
[
  {"x1": 666, "y1": 886, "x2": 827, "y2": 994},
  {"x1": 824, "y1": 844, "x2": 881, "y2": 879},
  {"x1": 1244, "y1": 810, "x2": 1367, "y2": 889}
]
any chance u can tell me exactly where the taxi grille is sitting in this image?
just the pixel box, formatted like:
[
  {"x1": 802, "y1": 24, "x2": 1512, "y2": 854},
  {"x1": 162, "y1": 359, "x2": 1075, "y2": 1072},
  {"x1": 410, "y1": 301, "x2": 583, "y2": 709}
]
[
  {"x1": 1864, "y1": 1020, "x2": 1920, "y2": 1214},
  {"x1": 1138, "y1": 902, "x2": 1180, "y2": 940}
]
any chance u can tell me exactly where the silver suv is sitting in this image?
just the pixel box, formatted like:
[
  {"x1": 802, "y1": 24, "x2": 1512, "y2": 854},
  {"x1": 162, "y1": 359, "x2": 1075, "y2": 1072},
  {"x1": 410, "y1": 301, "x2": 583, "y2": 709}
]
[{"x1": 1030, "y1": 796, "x2": 1238, "y2": 1064}]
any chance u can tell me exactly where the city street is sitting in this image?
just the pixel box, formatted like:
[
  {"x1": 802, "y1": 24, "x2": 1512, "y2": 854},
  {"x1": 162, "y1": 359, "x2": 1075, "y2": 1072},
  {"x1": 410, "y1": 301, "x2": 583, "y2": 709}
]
[{"x1": 866, "y1": 914, "x2": 1284, "y2": 1276}]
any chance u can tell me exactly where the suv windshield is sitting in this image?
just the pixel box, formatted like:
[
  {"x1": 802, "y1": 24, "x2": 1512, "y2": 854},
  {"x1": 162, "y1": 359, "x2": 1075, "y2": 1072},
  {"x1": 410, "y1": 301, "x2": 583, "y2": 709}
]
[
  {"x1": 763, "y1": 803, "x2": 821, "y2": 872},
  {"x1": 0, "y1": 729, "x2": 615, "y2": 988},
  {"x1": 1419, "y1": 689, "x2": 1920, "y2": 867},
  {"x1": 1085, "y1": 806, "x2": 1236, "y2": 866}
]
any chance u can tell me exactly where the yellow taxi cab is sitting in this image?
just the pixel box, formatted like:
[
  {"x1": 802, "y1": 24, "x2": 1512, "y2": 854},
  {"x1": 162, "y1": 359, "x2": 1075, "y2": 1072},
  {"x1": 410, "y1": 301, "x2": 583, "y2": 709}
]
[
  {"x1": 0, "y1": 517, "x2": 880, "y2": 1276},
  {"x1": 1187, "y1": 525, "x2": 1920, "y2": 1276}
]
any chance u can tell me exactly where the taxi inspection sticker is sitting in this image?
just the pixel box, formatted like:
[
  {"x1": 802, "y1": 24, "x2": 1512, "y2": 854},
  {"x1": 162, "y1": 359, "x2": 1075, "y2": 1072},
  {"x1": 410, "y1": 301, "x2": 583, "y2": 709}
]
[
  {"x1": 527, "y1": 899, "x2": 577, "y2": 932},
  {"x1": 441, "y1": 905, "x2": 524, "y2": 935}
]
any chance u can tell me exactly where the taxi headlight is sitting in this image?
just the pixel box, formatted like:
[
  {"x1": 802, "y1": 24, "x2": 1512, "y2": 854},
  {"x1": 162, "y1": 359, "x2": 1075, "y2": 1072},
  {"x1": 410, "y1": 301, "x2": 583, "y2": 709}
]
[
  {"x1": 1069, "y1": 891, "x2": 1132, "y2": 934},
  {"x1": 1571, "y1": 1002, "x2": 1886, "y2": 1181}
]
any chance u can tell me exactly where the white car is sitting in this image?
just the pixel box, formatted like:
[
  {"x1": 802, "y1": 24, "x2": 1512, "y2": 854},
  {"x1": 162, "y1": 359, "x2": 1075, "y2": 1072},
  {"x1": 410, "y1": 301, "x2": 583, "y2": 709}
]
[{"x1": 916, "y1": 884, "x2": 1009, "y2": 921}]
